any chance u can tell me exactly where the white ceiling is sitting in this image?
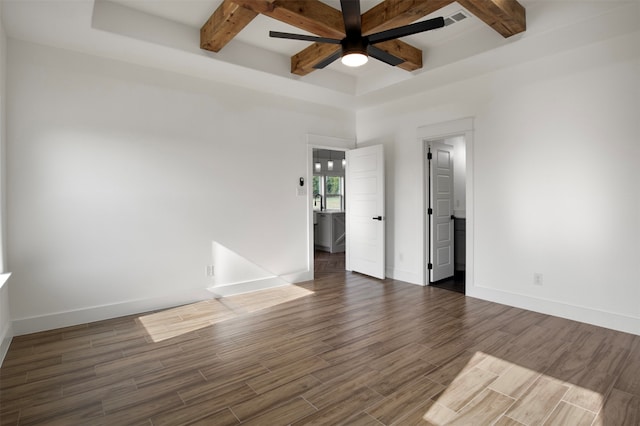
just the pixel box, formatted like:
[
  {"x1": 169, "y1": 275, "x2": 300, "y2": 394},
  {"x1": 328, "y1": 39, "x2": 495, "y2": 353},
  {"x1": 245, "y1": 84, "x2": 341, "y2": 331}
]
[
  {"x1": 2, "y1": 0, "x2": 637, "y2": 110},
  {"x1": 107, "y1": 0, "x2": 483, "y2": 55},
  {"x1": 108, "y1": 0, "x2": 497, "y2": 82}
]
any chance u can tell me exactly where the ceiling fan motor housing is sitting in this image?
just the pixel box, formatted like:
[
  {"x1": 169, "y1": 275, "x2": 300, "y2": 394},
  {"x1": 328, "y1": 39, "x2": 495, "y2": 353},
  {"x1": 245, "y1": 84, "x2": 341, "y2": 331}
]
[{"x1": 342, "y1": 37, "x2": 368, "y2": 57}]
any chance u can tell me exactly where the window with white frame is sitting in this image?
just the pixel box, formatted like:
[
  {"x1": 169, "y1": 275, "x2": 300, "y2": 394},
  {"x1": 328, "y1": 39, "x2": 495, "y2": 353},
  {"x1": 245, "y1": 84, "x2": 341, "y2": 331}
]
[{"x1": 313, "y1": 175, "x2": 344, "y2": 211}]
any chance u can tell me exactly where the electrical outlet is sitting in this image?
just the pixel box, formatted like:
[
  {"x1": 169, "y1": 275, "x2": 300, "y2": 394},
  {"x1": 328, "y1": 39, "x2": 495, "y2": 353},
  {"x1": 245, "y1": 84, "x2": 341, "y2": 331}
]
[
  {"x1": 533, "y1": 273, "x2": 543, "y2": 286},
  {"x1": 206, "y1": 265, "x2": 215, "y2": 277}
]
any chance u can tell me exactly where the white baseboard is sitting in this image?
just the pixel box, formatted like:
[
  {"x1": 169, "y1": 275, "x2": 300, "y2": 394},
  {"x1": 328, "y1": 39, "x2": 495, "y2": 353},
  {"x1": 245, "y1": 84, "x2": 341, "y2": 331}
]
[
  {"x1": 0, "y1": 274, "x2": 13, "y2": 366},
  {"x1": 12, "y1": 273, "x2": 638, "y2": 339},
  {"x1": 386, "y1": 267, "x2": 423, "y2": 286},
  {"x1": 208, "y1": 277, "x2": 290, "y2": 297},
  {"x1": 284, "y1": 270, "x2": 313, "y2": 284},
  {"x1": 12, "y1": 275, "x2": 306, "y2": 336},
  {"x1": 0, "y1": 321, "x2": 13, "y2": 367},
  {"x1": 467, "y1": 284, "x2": 640, "y2": 336},
  {"x1": 12, "y1": 288, "x2": 214, "y2": 336}
]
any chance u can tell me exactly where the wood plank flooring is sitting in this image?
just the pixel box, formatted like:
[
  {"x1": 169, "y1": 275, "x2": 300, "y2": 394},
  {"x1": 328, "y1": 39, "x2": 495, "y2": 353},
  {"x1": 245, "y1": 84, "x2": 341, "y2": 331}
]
[
  {"x1": 1, "y1": 272, "x2": 639, "y2": 425},
  {"x1": 313, "y1": 250, "x2": 345, "y2": 275}
]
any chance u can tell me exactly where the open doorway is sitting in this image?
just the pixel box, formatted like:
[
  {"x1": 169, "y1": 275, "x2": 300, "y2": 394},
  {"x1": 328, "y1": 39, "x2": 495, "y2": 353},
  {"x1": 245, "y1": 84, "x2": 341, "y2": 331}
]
[
  {"x1": 426, "y1": 137, "x2": 466, "y2": 294},
  {"x1": 306, "y1": 138, "x2": 386, "y2": 281},
  {"x1": 312, "y1": 148, "x2": 347, "y2": 276},
  {"x1": 420, "y1": 118, "x2": 473, "y2": 295}
]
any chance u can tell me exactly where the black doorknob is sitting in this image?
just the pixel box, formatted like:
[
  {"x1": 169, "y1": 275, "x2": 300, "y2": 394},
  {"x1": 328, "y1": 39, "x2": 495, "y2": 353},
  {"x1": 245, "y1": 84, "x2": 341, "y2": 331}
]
[{"x1": 372, "y1": 216, "x2": 382, "y2": 221}]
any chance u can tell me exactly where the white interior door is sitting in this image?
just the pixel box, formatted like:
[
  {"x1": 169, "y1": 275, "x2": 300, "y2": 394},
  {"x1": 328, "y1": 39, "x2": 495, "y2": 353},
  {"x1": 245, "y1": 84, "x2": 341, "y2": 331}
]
[
  {"x1": 429, "y1": 142, "x2": 454, "y2": 282},
  {"x1": 346, "y1": 144, "x2": 385, "y2": 279}
]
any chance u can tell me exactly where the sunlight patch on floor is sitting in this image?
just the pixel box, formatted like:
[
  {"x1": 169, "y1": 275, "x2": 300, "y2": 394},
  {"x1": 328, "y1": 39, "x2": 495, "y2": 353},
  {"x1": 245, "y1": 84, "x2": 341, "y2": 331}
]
[
  {"x1": 420, "y1": 351, "x2": 603, "y2": 425},
  {"x1": 138, "y1": 285, "x2": 315, "y2": 342}
]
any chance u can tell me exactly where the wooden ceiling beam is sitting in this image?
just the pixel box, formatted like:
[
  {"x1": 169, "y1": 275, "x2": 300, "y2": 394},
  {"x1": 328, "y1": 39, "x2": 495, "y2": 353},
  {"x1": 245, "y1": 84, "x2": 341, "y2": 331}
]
[
  {"x1": 457, "y1": 0, "x2": 526, "y2": 38},
  {"x1": 201, "y1": 0, "x2": 526, "y2": 76},
  {"x1": 361, "y1": 0, "x2": 454, "y2": 35},
  {"x1": 292, "y1": 44, "x2": 342, "y2": 76},
  {"x1": 200, "y1": 0, "x2": 259, "y2": 52},
  {"x1": 233, "y1": 0, "x2": 345, "y2": 38}
]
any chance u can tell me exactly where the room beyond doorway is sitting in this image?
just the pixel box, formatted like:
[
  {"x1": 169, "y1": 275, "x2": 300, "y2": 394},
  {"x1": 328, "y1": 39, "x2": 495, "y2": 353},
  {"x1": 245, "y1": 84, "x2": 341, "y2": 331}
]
[
  {"x1": 419, "y1": 118, "x2": 474, "y2": 294},
  {"x1": 312, "y1": 149, "x2": 346, "y2": 274},
  {"x1": 314, "y1": 250, "x2": 346, "y2": 275},
  {"x1": 430, "y1": 271, "x2": 466, "y2": 294},
  {"x1": 308, "y1": 141, "x2": 351, "y2": 280}
]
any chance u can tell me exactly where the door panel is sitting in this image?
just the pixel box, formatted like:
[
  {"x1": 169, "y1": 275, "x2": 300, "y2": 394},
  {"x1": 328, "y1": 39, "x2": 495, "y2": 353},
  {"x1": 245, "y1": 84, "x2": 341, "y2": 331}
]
[
  {"x1": 429, "y1": 142, "x2": 454, "y2": 282},
  {"x1": 346, "y1": 145, "x2": 385, "y2": 279}
]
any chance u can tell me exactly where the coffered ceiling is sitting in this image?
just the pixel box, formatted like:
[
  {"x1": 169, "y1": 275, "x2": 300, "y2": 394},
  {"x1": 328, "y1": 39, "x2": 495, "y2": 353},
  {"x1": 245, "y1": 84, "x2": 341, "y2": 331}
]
[
  {"x1": 2, "y1": 1, "x2": 636, "y2": 110},
  {"x1": 199, "y1": 0, "x2": 525, "y2": 76}
]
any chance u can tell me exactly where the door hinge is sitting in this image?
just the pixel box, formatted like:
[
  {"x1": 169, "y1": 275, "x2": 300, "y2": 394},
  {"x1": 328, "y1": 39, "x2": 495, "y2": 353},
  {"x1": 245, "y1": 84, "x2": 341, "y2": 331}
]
[
  {"x1": 427, "y1": 152, "x2": 432, "y2": 160},
  {"x1": 427, "y1": 208, "x2": 433, "y2": 215},
  {"x1": 428, "y1": 263, "x2": 433, "y2": 270}
]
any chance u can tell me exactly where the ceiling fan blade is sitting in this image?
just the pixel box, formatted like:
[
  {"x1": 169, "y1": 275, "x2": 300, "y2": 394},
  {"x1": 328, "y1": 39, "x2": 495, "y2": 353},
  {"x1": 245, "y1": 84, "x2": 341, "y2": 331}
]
[
  {"x1": 367, "y1": 45, "x2": 404, "y2": 66},
  {"x1": 340, "y1": 0, "x2": 362, "y2": 36},
  {"x1": 269, "y1": 31, "x2": 341, "y2": 45},
  {"x1": 367, "y1": 17, "x2": 445, "y2": 45},
  {"x1": 313, "y1": 49, "x2": 342, "y2": 69}
]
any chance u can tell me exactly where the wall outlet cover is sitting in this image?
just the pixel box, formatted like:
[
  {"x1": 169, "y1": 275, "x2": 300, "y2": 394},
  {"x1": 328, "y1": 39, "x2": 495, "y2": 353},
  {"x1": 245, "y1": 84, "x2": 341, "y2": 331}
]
[{"x1": 533, "y1": 273, "x2": 543, "y2": 286}]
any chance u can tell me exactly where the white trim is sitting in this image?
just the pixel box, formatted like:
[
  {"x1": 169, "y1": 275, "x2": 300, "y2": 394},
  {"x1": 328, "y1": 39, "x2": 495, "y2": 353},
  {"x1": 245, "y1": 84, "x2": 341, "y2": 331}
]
[
  {"x1": 11, "y1": 271, "x2": 313, "y2": 337},
  {"x1": 306, "y1": 134, "x2": 356, "y2": 279},
  {"x1": 11, "y1": 288, "x2": 214, "y2": 336},
  {"x1": 467, "y1": 285, "x2": 640, "y2": 336},
  {"x1": 417, "y1": 118, "x2": 474, "y2": 140},
  {"x1": 306, "y1": 134, "x2": 356, "y2": 149},
  {"x1": 208, "y1": 277, "x2": 290, "y2": 298},
  {"x1": 282, "y1": 270, "x2": 312, "y2": 284},
  {"x1": 0, "y1": 274, "x2": 11, "y2": 366},
  {"x1": 0, "y1": 320, "x2": 11, "y2": 367},
  {"x1": 385, "y1": 267, "x2": 422, "y2": 286},
  {"x1": 419, "y1": 118, "x2": 474, "y2": 287}
]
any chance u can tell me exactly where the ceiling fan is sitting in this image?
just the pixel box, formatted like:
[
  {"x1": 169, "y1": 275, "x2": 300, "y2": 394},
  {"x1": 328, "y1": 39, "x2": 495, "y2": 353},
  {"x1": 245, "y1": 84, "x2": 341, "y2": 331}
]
[{"x1": 269, "y1": 0, "x2": 445, "y2": 68}]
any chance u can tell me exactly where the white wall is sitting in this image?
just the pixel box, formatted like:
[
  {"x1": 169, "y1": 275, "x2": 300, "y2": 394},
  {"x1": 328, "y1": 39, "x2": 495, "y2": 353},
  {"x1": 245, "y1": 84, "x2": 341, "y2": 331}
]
[
  {"x1": 0, "y1": 2, "x2": 12, "y2": 364},
  {"x1": 358, "y1": 30, "x2": 640, "y2": 334},
  {"x1": 6, "y1": 40, "x2": 354, "y2": 333}
]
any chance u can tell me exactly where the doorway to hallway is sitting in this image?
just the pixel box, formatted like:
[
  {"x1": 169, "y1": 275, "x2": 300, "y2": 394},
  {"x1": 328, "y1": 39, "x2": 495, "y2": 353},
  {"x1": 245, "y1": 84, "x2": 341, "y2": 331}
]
[
  {"x1": 314, "y1": 250, "x2": 346, "y2": 275},
  {"x1": 307, "y1": 139, "x2": 386, "y2": 282}
]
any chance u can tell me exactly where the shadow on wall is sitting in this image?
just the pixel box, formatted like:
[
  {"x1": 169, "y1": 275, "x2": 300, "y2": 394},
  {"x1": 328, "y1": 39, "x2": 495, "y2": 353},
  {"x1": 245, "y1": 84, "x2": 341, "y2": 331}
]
[{"x1": 208, "y1": 241, "x2": 291, "y2": 298}]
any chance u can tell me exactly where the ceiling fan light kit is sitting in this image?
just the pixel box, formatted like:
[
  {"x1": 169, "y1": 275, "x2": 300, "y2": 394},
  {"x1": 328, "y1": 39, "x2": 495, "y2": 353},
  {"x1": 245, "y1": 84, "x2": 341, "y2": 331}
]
[
  {"x1": 341, "y1": 53, "x2": 368, "y2": 67},
  {"x1": 341, "y1": 37, "x2": 369, "y2": 67}
]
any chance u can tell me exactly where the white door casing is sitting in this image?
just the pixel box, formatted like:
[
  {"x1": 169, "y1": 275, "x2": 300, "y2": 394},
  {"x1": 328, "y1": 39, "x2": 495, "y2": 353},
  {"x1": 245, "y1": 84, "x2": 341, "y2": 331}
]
[
  {"x1": 428, "y1": 142, "x2": 454, "y2": 282},
  {"x1": 346, "y1": 144, "x2": 385, "y2": 279}
]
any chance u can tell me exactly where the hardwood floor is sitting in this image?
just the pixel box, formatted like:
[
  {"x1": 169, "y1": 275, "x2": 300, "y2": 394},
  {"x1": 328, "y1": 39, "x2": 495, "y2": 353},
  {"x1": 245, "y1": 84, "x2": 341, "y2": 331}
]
[
  {"x1": 1, "y1": 272, "x2": 639, "y2": 425},
  {"x1": 314, "y1": 250, "x2": 345, "y2": 275},
  {"x1": 430, "y1": 271, "x2": 466, "y2": 295}
]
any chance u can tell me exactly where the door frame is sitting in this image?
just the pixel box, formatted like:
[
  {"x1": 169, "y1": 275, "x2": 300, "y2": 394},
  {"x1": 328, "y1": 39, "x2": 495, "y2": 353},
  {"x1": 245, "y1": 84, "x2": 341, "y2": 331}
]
[
  {"x1": 418, "y1": 118, "x2": 474, "y2": 288},
  {"x1": 306, "y1": 135, "x2": 356, "y2": 279}
]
